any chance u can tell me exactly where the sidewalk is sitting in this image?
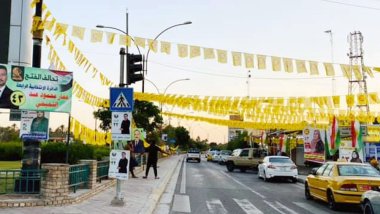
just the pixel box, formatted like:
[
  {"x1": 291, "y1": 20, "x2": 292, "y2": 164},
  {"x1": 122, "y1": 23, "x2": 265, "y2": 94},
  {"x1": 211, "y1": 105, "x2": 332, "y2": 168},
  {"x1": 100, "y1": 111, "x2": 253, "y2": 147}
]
[{"x1": 0, "y1": 155, "x2": 183, "y2": 214}]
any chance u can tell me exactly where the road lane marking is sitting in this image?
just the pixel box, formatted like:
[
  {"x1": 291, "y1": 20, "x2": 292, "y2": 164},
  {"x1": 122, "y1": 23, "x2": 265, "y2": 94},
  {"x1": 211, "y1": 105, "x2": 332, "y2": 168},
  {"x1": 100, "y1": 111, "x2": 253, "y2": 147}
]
[
  {"x1": 180, "y1": 160, "x2": 187, "y2": 194},
  {"x1": 293, "y1": 202, "x2": 330, "y2": 214},
  {"x1": 275, "y1": 201, "x2": 298, "y2": 214},
  {"x1": 172, "y1": 194, "x2": 191, "y2": 213},
  {"x1": 233, "y1": 198, "x2": 263, "y2": 214},
  {"x1": 220, "y1": 171, "x2": 266, "y2": 199},
  {"x1": 263, "y1": 200, "x2": 287, "y2": 214},
  {"x1": 206, "y1": 199, "x2": 228, "y2": 214}
]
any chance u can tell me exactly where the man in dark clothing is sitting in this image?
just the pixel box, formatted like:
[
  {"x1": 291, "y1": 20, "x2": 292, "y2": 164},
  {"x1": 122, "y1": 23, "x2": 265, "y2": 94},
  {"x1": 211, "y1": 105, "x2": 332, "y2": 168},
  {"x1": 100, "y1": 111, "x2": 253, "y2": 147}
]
[
  {"x1": 120, "y1": 114, "x2": 130, "y2": 134},
  {"x1": 118, "y1": 152, "x2": 129, "y2": 173},
  {"x1": 143, "y1": 138, "x2": 169, "y2": 179}
]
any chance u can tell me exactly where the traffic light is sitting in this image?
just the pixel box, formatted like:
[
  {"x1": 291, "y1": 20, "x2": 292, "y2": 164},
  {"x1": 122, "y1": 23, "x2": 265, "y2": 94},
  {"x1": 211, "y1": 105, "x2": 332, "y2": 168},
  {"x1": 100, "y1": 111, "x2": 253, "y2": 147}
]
[{"x1": 127, "y1": 53, "x2": 143, "y2": 85}]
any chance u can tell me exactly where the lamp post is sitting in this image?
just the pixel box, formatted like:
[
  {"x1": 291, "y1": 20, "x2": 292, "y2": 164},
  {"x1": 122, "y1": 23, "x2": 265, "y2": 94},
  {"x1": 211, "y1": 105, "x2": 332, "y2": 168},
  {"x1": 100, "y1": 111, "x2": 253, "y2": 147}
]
[{"x1": 143, "y1": 21, "x2": 192, "y2": 93}]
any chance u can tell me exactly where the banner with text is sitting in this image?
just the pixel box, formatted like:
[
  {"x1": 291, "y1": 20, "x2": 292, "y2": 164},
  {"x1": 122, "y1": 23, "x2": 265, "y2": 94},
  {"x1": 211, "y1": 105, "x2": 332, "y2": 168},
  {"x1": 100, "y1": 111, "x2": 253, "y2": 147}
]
[{"x1": 0, "y1": 64, "x2": 72, "y2": 112}]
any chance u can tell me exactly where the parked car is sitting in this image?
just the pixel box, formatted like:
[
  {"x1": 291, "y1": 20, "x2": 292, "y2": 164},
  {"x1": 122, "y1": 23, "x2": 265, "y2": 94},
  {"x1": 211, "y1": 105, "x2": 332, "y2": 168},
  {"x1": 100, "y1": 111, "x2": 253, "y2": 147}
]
[
  {"x1": 218, "y1": 150, "x2": 232, "y2": 165},
  {"x1": 225, "y1": 148, "x2": 266, "y2": 172},
  {"x1": 361, "y1": 190, "x2": 380, "y2": 214},
  {"x1": 207, "y1": 150, "x2": 217, "y2": 161},
  {"x1": 212, "y1": 151, "x2": 220, "y2": 162},
  {"x1": 186, "y1": 148, "x2": 201, "y2": 163},
  {"x1": 305, "y1": 162, "x2": 380, "y2": 210},
  {"x1": 257, "y1": 156, "x2": 298, "y2": 182}
]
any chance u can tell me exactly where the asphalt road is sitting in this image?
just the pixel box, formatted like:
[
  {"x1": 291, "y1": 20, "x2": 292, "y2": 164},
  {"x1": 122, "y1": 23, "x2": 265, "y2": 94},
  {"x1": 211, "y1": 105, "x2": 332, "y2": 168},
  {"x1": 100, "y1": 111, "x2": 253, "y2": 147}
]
[{"x1": 169, "y1": 157, "x2": 362, "y2": 214}]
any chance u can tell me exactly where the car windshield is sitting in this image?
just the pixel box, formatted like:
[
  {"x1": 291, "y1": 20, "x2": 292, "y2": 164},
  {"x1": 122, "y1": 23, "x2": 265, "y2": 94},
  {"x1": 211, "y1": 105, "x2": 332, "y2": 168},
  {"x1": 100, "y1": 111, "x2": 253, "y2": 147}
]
[
  {"x1": 269, "y1": 157, "x2": 292, "y2": 163},
  {"x1": 232, "y1": 150, "x2": 241, "y2": 156},
  {"x1": 221, "y1": 150, "x2": 231, "y2": 155},
  {"x1": 338, "y1": 165, "x2": 380, "y2": 177}
]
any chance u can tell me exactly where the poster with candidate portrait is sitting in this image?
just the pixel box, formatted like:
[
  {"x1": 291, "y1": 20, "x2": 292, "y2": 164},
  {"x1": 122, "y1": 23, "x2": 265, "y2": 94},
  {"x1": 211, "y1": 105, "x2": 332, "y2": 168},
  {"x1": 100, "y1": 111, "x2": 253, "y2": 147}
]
[
  {"x1": 111, "y1": 112, "x2": 132, "y2": 141},
  {"x1": 20, "y1": 110, "x2": 50, "y2": 140},
  {"x1": 0, "y1": 64, "x2": 72, "y2": 112},
  {"x1": 303, "y1": 126, "x2": 326, "y2": 163},
  {"x1": 339, "y1": 140, "x2": 364, "y2": 163},
  {"x1": 108, "y1": 150, "x2": 130, "y2": 180}
]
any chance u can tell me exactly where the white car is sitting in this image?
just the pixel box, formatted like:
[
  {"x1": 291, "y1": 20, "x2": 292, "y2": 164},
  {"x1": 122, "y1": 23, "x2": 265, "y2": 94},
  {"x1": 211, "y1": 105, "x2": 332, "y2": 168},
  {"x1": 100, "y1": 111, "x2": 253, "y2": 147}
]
[
  {"x1": 258, "y1": 156, "x2": 298, "y2": 183},
  {"x1": 212, "y1": 151, "x2": 220, "y2": 162},
  {"x1": 218, "y1": 150, "x2": 232, "y2": 165},
  {"x1": 362, "y1": 190, "x2": 380, "y2": 214}
]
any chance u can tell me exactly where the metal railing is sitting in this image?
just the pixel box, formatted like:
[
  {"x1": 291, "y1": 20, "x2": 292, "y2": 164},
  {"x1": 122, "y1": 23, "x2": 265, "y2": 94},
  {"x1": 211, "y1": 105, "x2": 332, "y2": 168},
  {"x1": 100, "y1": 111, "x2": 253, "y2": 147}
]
[
  {"x1": 0, "y1": 169, "x2": 47, "y2": 195},
  {"x1": 69, "y1": 164, "x2": 89, "y2": 193},
  {"x1": 96, "y1": 160, "x2": 109, "y2": 183}
]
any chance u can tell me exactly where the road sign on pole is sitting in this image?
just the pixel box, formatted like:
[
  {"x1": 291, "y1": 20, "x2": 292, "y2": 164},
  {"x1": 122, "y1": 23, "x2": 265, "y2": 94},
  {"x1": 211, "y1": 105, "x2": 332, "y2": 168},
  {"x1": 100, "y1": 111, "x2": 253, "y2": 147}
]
[{"x1": 110, "y1": 88, "x2": 134, "y2": 112}]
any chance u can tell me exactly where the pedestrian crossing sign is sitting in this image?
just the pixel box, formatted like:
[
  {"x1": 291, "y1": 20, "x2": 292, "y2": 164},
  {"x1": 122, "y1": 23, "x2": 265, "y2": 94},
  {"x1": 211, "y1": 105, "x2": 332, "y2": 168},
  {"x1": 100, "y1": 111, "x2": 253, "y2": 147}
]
[{"x1": 110, "y1": 88, "x2": 134, "y2": 111}]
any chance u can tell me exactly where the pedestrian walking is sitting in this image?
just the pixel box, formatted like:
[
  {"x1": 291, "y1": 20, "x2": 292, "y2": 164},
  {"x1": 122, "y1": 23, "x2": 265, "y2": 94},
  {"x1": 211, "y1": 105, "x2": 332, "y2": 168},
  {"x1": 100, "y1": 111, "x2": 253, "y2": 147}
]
[
  {"x1": 124, "y1": 143, "x2": 138, "y2": 178},
  {"x1": 143, "y1": 137, "x2": 169, "y2": 179}
]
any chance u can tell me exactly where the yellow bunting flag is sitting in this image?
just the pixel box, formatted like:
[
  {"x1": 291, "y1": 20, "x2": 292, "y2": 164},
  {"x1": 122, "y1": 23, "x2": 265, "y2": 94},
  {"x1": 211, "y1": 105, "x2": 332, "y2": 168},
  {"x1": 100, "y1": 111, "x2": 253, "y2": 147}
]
[
  {"x1": 53, "y1": 22, "x2": 68, "y2": 37},
  {"x1": 353, "y1": 65, "x2": 362, "y2": 80},
  {"x1": 357, "y1": 94, "x2": 368, "y2": 106},
  {"x1": 106, "y1": 32, "x2": 116, "y2": 44},
  {"x1": 161, "y1": 41, "x2": 171, "y2": 54},
  {"x1": 271, "y1": 56, "x2": 281, "y2": 71},
  {"x1": 217, "y1": 49, "x2": 227, "y2": 63},
  {"x1": 44, "y1": 18, "x2": 56, "y2": 31},
  {"x1": 364, "y1": 66, "x2": 374, "y2": 78},
  {"x1": 296, "y1": 60, "x2": 307, "y2": 73},
  {"x1": 231, "y1": 52, "x2": 242, "y2": 66},
  {"x1": 203, "y1": 48, "x2": 215, "y2": 59},
  {"x1": 91, "y1": 29, "x2": 103, "y2": 43},
  {"x1": 148, "y1": 39, "x2": 158, "y2": 53},
  {"x1": 190, "y1": 46, "x2": 201, "y2": 58},
  {"x1": 244, "y1": 53, "x2": 254, "y2": 68},
  {"x1": 346, "y1": 94, "x2": 355, "y2": 108},
  {"x1": 373, "y1": 67, "x2": 380, "y2": 72},
  {"x1": 71, "y1": 25, "x2": 85, "y2": 40},
  {"x1": 369, "y1": 93, "x2": 379, "y2": 104},
  {"x1": 332, "y1": 96, "x2": 340, "y2": 108},
  {"x1": 178, "y1": 44, "x2": 188, "y2": 58},
  {"x1": 324, "y1": 63, "x2": 335, "y2": 76},
  {"x1": 283, "y1": 58, "x2": 294, "y2": 73},
  {"x1": 257, "y1": 55, "x2": 266, "y2": 70},
  {"x1": 119, "y1": 34, "x2": 131, "y2": 46},
  {"x1": 340, "y1": 64, "x2": 351, "y2": 79},
  {"x1": 135, "y1": 37, "x2": 146, "y2": 48},
  {"x1": 309, "y1": 61, "x2": 319, "y2": 75}
]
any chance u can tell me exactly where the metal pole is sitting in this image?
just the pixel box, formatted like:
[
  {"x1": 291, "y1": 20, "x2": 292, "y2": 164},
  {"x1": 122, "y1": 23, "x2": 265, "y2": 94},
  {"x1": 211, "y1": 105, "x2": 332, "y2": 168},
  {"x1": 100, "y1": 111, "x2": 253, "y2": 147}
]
[
  {"x1": 65, "y1": 114, "x2": 71, "y2": 164},
  {"x1": 119, "y1": 48, "x2": 125, "y2": 87},
  {"x1": 32, "y1": 0, "x2": 43, "y2": 68}
]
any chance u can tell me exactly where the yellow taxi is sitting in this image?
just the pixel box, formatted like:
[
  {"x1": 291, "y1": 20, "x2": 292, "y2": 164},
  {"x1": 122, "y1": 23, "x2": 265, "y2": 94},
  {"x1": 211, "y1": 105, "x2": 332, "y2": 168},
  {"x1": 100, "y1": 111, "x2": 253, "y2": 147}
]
[{"x1": 305, "y1": 161, "x2": 380, "y2": 210}]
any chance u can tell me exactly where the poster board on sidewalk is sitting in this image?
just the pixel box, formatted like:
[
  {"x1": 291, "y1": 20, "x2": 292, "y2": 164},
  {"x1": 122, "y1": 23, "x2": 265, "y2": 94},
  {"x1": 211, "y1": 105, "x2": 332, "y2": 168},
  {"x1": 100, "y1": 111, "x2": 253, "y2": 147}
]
[
  {"x1": 108, "y1": 150, "x2": 130, "y2": 180},
  {"x1": 303, "y1": 126, "x2": 326, "y2": 164}
]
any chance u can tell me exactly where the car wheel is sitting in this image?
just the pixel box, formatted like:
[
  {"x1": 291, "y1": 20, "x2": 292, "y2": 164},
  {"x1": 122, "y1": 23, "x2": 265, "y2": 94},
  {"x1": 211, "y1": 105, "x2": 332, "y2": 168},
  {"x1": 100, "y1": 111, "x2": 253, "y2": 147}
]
[
  {"x1": 186, "y1": 159, "x2": 189, "y2": 162},
  {"x1": 226, "y1": 162, "x2": 234, "y2": 172},
  {"x1": 240, "y1": 168, "x2": 246, "y2": 173},
  {"x1": 305, "y1": 182, "x2": 312, "y2": 200},
  {"x1": 327, "y1": 190, "x2": 338, "y2": 210},
  {"x1": 292, "y1": 178, "x2": 297, "y2": 183},
  {"x1": 364, "y1": 200, "x2": 374, "y2": 214},
  {"x1": 198, "y1": 159, "x2": 201, "y2": 163},
  {"x1": 257, "y1": 169, "x2": 261, "y2": 179}
]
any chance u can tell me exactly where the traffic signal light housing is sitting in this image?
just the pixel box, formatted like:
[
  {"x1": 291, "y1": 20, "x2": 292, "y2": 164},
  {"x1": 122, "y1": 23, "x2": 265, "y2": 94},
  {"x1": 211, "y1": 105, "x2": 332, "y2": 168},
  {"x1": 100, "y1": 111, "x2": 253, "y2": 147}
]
[{"x1": 127, "y1": 53, "x2": 143, "y2": 85}]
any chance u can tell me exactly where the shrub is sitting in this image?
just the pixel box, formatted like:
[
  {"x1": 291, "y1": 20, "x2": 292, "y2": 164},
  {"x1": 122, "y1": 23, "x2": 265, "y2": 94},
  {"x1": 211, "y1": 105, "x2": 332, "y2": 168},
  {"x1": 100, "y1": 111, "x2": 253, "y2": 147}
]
[{"x1": 0, "y1": 142, "x2": 22, "y2": 161}]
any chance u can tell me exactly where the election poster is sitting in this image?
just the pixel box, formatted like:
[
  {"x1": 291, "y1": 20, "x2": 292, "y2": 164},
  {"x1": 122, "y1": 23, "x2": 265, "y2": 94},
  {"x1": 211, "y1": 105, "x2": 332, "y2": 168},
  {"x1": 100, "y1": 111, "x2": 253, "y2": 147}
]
[
  {"x1": 108, "y1": 150, "x2": 130, "y2": 180},
  {"x1": 0, "y1": 64, "x2": 72, "y2": 112},
  {"x1": 111, "y1": 112, "x2": 132, "y2": 141},
  {"x1": 339, "y1": 140, "x2": 364, "y2": 163},
  {"x1": 20, "y1": 110, "x2": 50, "y2": 140},
  {"x1": 303, "y1": 126, "x2": 326, "y2": 163}
]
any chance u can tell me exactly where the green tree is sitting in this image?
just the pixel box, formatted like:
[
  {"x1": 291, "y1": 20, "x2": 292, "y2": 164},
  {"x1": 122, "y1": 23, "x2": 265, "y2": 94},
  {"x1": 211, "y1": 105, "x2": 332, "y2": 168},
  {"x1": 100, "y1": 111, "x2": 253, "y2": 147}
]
[{"x1": 93, "y1": 100, "x2": 162, "y2": 133}]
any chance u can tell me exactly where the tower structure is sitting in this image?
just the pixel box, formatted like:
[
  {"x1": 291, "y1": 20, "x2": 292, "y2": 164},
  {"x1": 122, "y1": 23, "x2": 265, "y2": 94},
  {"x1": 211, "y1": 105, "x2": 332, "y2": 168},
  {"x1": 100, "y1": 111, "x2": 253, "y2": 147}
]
[{"x1": 347, "y1": 31, "x2": 370, "y2": 114}]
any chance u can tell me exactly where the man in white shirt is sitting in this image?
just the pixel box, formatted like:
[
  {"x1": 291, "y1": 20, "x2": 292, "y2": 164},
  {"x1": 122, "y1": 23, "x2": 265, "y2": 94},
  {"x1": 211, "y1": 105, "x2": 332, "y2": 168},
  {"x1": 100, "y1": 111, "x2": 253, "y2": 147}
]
[{"x1": 0, "y1": 65, "x2": 18, "y2": 109}]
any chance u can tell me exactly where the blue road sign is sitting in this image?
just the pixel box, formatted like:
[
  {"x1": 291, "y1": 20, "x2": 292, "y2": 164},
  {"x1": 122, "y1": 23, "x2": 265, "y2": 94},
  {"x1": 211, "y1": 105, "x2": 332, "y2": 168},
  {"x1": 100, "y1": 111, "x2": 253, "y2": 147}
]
[{"x1": 110, "y1": 88, "x2": 134, "y2": 111}]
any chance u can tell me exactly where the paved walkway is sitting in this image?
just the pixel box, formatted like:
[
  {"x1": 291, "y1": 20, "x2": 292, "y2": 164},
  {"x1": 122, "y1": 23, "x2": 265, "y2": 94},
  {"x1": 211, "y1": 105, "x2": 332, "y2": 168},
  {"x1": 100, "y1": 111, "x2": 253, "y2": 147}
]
[{"x1": 0, "y1": 155, "x2": 183, "y2": 214}]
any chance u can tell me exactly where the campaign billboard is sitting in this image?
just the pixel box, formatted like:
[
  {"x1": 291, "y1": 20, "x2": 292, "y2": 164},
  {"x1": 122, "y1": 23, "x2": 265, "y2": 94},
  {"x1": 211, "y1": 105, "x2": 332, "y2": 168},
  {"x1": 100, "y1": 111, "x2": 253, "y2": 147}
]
[
  {"x1": 20, "y1": 110, "x2": 50, "y2": 140},
  {"x1": 108, "y1": 150, "x2": 130, "y2": 180},
  {"x1": 303, "y1": 126, "x2": 326, "y2": 163},
  {"x1": 0, "y1": 64, "x2": 72, "y2": 112}
]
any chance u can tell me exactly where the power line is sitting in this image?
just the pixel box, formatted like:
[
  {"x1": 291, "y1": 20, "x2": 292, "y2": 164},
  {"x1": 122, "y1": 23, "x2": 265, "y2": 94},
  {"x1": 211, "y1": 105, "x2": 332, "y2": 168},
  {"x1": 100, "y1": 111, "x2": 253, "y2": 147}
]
[
  {"x1": 150, "y1": 60, "x2": 346, "y2": 80},
  {"x1": 319, "y1": 0, "x2": 380, "y2": 11}
]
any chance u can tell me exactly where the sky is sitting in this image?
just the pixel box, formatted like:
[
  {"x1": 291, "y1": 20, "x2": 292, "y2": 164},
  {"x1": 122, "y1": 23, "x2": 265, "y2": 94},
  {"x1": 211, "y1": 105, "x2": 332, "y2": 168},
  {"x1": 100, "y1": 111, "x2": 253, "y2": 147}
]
[{"x1": 3, "y1": 0, "x2": 380, "y2": 143}]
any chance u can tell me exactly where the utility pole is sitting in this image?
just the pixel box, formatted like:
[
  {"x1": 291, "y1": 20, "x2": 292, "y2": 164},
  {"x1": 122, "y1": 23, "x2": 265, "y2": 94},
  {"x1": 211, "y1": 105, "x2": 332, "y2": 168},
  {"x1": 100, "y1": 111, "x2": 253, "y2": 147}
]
[
  {"x1": 324, "y1": 30, "x2": 335, "y2": 96},
  {"x1": 32, "y1": 0, "x2": 43, "y2": 68},
  {"x1": 247, "y1": 70, "x2": 251, "y2": 98}
]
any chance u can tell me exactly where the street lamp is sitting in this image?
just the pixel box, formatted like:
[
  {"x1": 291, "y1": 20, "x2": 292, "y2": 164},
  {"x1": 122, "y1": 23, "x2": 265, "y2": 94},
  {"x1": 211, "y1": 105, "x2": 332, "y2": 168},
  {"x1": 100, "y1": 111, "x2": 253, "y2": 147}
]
[{"x1": 143, "y1": 21, "x2": 192, "y2": 92}]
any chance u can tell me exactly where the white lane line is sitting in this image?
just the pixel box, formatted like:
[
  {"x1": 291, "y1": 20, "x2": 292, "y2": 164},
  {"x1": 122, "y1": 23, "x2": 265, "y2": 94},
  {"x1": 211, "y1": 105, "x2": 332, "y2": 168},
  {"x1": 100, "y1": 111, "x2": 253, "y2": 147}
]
[
  {"x1": 275, "y1": 201, "x2": 299, "y2": 214},
  {"x1": 180, "y1": 160, "x2": 186, "y2": 194},
  {"x1": 206, "y1": 199, "x2": 228, "y2": 214},
  {"x1": 220, "y1": 171, "x2": 266, "y2": 199},
  {"x1": 263, "y1": 200, "x2": 287, "y2": 214},
  {"x1": 172, "y1": 194, "x2": 191, "y2": 213},
  {"x1": 293, "y1": 202, "x2": 330, "y2": 214},
  {"x1": 233, "y1": 198, "x2": 263, "y2": 214}
]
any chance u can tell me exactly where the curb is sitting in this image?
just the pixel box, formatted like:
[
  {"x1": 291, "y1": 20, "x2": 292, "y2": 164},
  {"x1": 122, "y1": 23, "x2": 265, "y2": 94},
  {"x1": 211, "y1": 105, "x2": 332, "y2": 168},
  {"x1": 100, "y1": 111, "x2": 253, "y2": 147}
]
[{"x1": 138, "y1": 156, "x2": 182, "y2": 214}]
